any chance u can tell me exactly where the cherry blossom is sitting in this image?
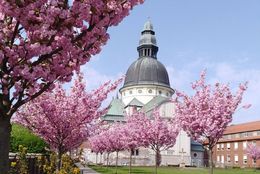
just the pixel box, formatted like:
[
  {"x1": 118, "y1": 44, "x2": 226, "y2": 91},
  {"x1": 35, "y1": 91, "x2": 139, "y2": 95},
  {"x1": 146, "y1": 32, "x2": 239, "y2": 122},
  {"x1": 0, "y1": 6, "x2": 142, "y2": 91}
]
[
  {"x1": 0, "y1": 0, "x2": 144, "y2": 172},
  {"x1": 146, "y1": 110, "x2": 179, "y2": 173},
  {"x1": 247, "y1": 143, "x2": 260, "y2": 168},
  {"x1": 14, "y1": 74, "x2": 123, "y2": 170},
  {"x1": 173, "y1": 70, "x2": 248, "y2": 174}
]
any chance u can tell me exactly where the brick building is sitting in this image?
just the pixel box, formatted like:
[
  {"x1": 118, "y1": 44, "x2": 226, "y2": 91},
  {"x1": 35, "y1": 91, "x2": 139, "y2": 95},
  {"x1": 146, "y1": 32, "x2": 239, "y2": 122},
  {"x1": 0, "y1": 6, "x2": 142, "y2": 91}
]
[{"x1": 213, "y1": 121, "x2": 260, "y2": 168}]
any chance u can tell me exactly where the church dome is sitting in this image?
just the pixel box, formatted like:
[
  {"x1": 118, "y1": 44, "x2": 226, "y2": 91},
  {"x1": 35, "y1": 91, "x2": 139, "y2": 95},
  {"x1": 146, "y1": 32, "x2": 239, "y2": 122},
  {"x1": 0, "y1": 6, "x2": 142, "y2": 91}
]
[
  {"x1": 122, "y1": 20, "x2": 171, "y2": 88},
  {"x1": 123, "y1": 57, "x2": 170, "y2": 87}
]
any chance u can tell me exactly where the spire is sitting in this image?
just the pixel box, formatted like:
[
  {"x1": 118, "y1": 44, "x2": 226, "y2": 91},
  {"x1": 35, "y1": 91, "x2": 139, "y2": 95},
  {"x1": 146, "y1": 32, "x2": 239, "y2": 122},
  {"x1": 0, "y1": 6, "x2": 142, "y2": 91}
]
[
  {"x1": 137, "y1": 20, "x2": 158, "y2": 59},
  {"x1": 143, "y1": 19, "x2": 154, "y2": 31}
]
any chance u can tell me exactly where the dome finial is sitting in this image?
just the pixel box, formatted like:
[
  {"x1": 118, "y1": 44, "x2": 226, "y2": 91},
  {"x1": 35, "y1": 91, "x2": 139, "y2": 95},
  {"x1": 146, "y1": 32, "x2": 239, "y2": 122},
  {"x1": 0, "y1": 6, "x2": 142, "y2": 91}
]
[
  {"x1": 138, "y1": 19, "x2": 158, "y2": 58},
  {"x1": 143, "y1": 18, "x2": 153, "y2": 31}
]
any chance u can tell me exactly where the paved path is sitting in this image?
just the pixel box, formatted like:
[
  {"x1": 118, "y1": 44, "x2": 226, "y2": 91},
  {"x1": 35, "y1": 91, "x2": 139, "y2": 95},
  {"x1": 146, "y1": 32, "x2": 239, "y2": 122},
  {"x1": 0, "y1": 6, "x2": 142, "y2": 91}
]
[
  {"x1": 82, "y1": 166, "x2": 101, "y2": 174},
  {"x1": 75, "y1": 163, "x2": 101, "y2": 174}
]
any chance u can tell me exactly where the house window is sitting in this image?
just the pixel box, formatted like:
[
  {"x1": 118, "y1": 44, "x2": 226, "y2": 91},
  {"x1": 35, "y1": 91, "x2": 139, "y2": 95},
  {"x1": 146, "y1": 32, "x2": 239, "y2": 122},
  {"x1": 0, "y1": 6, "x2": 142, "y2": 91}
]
[
  {"x1": 241, "y1": 132, "x2": 248, "y2": 138},
  {"x1": 234, "y1": 155, "x2": 239, "y2": 164},
  {"x1": 226, "y1": 134, "x2": 231, "y2": 139},
  {"x1": 227, "y1": 155, "x2": 231, "y2": 163},
  {"x1": 227, "y1": 143, "x2": 230, "y2": 150},
  {"x1": 131, "y1": 149, "x2": 139, "y2": 156},
  {"x1": 247, "y1": 132, "x2": 253, "y2": 137},
  {"x1": 243, "y1": 155, "x2": 247, "y2": 164},
  {"x1": 136, "y1": 149, "x2": 139, "y2": 156},
  {"x1": 221, "y1": 155, "x2": 225, "y2": 164},
  {"x1": 231, "y1": 134, "x2": 235, "y2": 139},
  {"x1": 243, "y1": 141, "x2": 247, "y2": 149},
  {"x1": 158, "y1": 90, "x2": 162, "y2": 95},
  {"x1": 217, "y1": 144, "x2": 220, "y2": 151},
  {"x1": 234, "y1": 142, "x2": 238, "y2": 150},
  {"x1": 217, "y1": 156, "x2": 220, "y2": 162},
  {"x1": 257, "y1": 131, "x2": 260, "y2": 136},
  {"x1": 167, "y1": 150, "x2": 174, "y2": 155},
  {"x1": 221, "y1": 143, "x2": 224, "y2": 150}
]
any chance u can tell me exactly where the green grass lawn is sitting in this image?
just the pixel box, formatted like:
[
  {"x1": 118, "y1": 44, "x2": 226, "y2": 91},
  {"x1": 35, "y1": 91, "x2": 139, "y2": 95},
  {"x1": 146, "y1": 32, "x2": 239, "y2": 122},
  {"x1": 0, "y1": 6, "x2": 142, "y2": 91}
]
[{"x1": 89, "y1": 165, "x2": 260, "y2": 174}]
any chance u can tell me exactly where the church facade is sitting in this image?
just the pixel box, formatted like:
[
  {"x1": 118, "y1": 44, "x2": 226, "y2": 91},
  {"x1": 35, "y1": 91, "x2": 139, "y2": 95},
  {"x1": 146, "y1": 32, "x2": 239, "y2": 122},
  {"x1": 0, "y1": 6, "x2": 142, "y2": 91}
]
[{"x1": 84, "y1": 21, "x2": 204, "y2": 167}]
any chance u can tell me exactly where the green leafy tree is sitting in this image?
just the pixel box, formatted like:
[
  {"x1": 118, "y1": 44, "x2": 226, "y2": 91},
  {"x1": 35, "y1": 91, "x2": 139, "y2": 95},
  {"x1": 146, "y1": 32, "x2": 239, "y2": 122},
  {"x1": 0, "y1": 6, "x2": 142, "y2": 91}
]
[{"x1": 10, "y1": 124, "x2": 48, "y2": 153}]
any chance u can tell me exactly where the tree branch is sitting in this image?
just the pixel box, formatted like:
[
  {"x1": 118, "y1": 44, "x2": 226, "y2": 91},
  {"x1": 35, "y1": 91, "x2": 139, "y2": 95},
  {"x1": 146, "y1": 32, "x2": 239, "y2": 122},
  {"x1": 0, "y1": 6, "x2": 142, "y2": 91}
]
[
  {"x1": 10, "y1": 21, "x2": 20, "y2": 48},
  {"x1": 9, "y1": 82, "x2": 52, "y2": 116}
]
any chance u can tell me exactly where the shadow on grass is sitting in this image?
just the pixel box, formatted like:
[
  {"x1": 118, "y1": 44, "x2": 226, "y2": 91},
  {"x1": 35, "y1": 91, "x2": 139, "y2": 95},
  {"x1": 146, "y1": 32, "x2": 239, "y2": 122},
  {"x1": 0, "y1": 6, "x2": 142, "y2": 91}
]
[
  {"x1": 89, "y1": 165, "x2": 260, "y2": 174},
  {"x1": 89, "y1": 165, "x2": 152, "y2": 174}
]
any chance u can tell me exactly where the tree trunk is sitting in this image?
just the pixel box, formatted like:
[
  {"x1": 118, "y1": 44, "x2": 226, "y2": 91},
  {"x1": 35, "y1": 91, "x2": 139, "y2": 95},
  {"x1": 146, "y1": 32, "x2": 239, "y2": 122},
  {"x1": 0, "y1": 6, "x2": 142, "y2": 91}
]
[
  {"x1": 115, "y1": 151, "x2": 119, "y2": 174},
  {"x1": 155, "y1": 148, "x2": 161, "y2": 174},
  {"x1": 99, "y1": 153, "x2": 102, "y2": 168},
  {"x1": 106, "y1": 152, "x2": 110, "y2": 169},
  {"x1": 208, "y1": 148, "x2": 214, "y2": 174},
  {"x1": 155, "y1": 148, "x2": 161, "y2": 167},
  {"x1": 0, "y1": 116, "x2": 12, "y2": 174},
  {"x1": 100, "y1": 153, "x2": 103, "y2": 167},
  {"x1": 96, "y1": 153, "x2": 98, "y2": 165},
  {"x1": 129, "y1": 149, "x2": 132, "y2": 174},
  {"x1": 57, "y1": 149, "x2": 63, "y2": 171}
]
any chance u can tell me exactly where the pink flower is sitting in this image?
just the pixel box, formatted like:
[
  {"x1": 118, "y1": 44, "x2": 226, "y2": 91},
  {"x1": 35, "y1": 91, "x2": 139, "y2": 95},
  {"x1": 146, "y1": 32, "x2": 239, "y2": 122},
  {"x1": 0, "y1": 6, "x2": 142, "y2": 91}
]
[{"x1": 173, "y1": 70, "x2": 248, "y2": 154}]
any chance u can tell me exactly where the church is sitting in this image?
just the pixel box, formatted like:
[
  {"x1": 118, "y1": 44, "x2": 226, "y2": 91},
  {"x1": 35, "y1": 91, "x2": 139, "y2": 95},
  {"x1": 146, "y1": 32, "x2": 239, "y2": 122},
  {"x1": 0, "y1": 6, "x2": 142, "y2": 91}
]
[{"x1": 84, "y1": 21, "x2": 205, "y2": 167}]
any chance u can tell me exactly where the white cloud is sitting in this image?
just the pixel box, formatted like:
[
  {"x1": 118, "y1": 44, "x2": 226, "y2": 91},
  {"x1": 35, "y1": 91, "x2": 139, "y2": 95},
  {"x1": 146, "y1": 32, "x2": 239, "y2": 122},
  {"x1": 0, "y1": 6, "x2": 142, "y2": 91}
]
[
  {"x1": 80, "y1": 64, "x2": 124, "y2": 107},
  {"x1": 63, "y1": 63, "x2": 124, "y2": 108},
  {"x1": 212, "y1": 63, "x2": 260, "y2": 124},
  {"x1": 167, "y1": 59, "x2": 260, "y2": 124}
]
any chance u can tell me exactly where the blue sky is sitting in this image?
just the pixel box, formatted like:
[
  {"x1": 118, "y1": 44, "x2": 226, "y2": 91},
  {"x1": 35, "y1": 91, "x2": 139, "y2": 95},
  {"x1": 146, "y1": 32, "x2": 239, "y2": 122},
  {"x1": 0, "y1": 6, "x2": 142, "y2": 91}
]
[{"x1": 80, "y1": 0, "x2": 260, "y2": 124}]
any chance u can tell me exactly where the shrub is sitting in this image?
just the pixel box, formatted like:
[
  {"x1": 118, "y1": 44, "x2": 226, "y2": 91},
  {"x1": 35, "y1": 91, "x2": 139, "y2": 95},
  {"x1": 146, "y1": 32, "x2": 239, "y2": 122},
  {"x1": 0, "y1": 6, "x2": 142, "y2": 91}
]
[
  {"x1": 39, "y1": 153, "x2": 80, "y2": 174},
  {"x1": 10, "y1": 124, "x2": 48, "y2": 153}
]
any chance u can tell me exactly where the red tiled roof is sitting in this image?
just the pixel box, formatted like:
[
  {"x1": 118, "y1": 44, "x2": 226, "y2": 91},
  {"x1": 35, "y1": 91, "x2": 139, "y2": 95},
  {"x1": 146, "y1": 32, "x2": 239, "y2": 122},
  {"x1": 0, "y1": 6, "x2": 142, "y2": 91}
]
[{"x1": 224, "y1": 120, "x2": 260, "y2": 135}]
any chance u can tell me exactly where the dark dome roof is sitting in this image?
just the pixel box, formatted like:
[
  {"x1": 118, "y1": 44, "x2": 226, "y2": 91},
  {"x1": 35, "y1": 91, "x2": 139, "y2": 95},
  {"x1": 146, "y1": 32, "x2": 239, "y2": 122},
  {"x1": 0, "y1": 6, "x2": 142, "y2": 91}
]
[
  {"x1": 122, "y1": 21, "x2": 172, "y2": 90},
  {"x1": 123, "y1": 57, "x2": 170, "y2": 88}
]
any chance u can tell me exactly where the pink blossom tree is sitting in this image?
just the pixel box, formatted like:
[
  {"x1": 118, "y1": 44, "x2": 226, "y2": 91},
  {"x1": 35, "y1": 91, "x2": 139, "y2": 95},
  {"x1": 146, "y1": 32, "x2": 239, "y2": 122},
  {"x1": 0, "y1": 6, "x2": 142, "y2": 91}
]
[
  {"x1": 123, "y1": 112, "x2": 151, "y2": 174},
  {"x1": 90, "y1": 112, "x2": 149, "y2": 173},
  {"x1": 0, "y1": 0, "x2": 144, "y2": 172},
  {"x1": 173, "y1": 71, "x2": 248, "y2": 174},
  {"x1": 105, "y1": 124, "x2": 127, "y2": 174},
  {"x1": 94, "y1": 124, "x2": 127, "y2": 173},
  {"x1": 146, "y1": 110, "x2": 179, "y2": 174},
  {"x1": 89, "y1": 133, "x2": 109, "y2": 165},
  {"x1": 247, "y1": 143, "x2": 260, "y2": 169},
  {"x1": 14, "y1": 75, "x2": 123, "y2": 170},
  {"x1": 89, "y1": 126, "x2": 119, "y2": 170}
]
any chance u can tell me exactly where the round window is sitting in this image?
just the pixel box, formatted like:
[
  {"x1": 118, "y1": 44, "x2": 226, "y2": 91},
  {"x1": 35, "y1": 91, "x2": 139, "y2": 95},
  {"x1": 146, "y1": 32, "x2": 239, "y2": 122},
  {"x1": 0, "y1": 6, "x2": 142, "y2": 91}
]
[
  {"x1": 193, "y1": 153, "x2": 197, "y2": 158},
  {"x1": 138, "y1": 89, "x2": 142, "y2": 93},
  {"x1": 148, "y1": 89, "x2": 153, "y2": 93}
]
